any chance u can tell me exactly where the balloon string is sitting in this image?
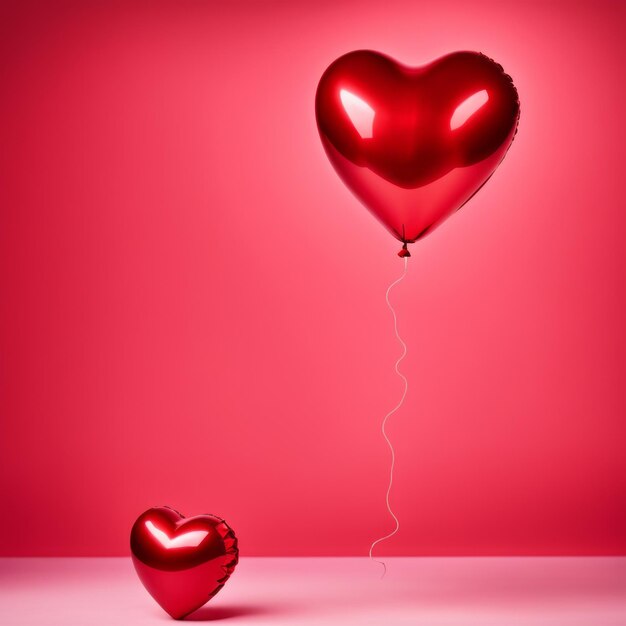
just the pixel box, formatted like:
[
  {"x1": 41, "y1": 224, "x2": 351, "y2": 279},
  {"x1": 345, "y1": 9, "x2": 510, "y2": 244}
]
[{"x1": 369, "y1": 256, "x2": 409, "y2": 578}]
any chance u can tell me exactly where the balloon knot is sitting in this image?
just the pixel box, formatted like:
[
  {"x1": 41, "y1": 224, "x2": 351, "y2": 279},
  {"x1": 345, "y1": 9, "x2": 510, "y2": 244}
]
[{"x1": 398, "y1": 242, "x2": 411, "y2": 258}]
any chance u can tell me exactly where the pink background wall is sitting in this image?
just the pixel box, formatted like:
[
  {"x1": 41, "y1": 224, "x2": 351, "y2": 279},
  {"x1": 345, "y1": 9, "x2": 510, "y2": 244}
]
[{"x1": 1, "y1": 0, "x2": 624, "y2": 556}]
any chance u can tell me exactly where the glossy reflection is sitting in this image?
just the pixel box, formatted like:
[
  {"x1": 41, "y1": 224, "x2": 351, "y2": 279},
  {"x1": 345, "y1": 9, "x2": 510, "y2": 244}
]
[
  {"x1": 451, "y1": 90, "x2": 489, "y2": 131},
  {"x1": 130, "y1": 506, "x2": 238, "y2": 619},
  {"x1": 144, "y1": 520, "x2": 209, "y2": 549},
  {"x1": 340, "y1": 89, "x2": 375, "y2": 138},
  {"x1": 315, "y1": 50, "x2": 520, "y2": 254}
]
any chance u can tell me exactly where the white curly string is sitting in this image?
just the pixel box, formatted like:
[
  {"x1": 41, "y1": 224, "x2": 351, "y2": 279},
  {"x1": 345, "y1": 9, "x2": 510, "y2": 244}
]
[{"x1": 369, "y1": 256, "x2": 409, "y2": 578}]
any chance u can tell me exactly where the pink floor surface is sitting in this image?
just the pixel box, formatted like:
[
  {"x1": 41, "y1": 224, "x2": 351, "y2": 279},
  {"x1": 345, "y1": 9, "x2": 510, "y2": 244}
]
[{"x1": 1, "y1": 557, "x2": 624, "y2": 625}]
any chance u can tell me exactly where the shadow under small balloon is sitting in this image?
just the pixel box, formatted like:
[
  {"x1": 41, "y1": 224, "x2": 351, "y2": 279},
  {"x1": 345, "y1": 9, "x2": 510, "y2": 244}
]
[{"x1": 183, "y1": 604, "x2": 276, "y2": 621}]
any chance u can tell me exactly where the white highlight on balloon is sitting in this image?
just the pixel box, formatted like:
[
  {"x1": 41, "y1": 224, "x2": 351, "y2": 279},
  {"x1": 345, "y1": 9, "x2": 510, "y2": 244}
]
[
  {"x1": 145, "y1": 520, "x2": 209, "y2": 549},
  {"x1": 450, "y1": 89, "x2": 489, "y2": 130},
  {"x1": 369, "y1": 256, "x2": 409, "y2": 578},
  {"x1": 340, "y1": 89, "x2": 375, "y2": 139}
]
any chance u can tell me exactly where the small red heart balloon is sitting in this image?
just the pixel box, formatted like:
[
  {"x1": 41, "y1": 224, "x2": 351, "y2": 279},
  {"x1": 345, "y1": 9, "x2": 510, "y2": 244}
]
[
  {"x1": 315, "y1": 50, "x2": 520, "y2": 255},
  {"x1": 130, "y1": 506, "x2": 238, "y2": 619}
]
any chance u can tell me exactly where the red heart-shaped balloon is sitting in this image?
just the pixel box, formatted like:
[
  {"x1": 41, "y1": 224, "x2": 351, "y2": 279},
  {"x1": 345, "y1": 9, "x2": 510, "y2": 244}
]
[
  {"x1": 315, "y1": 50, "x2": 520, "y2": 254},
  {"x1": 130, "y1": 506, "x2": 238, "y2": 619}
]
